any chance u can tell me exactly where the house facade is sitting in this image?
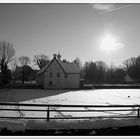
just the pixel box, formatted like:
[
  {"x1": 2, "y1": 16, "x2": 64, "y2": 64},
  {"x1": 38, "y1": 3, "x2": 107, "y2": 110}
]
[{"x1": 36, "y1": 54, "x2": 80, "y2": 89}]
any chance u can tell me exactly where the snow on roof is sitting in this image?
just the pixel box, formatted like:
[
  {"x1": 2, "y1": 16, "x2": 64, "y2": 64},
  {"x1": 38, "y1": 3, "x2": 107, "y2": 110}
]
[{"x1": 36, "y1": 58, "x2": 80, "y2": 75}]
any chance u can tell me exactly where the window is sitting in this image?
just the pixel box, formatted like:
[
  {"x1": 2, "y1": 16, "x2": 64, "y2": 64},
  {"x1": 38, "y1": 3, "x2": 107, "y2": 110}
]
[
  {"x1": 49, "y1": 81, "x2": 53, "y2": 86},
  {"x1": 57, "y1": 72, "x2": 61, "y2": 78},
  {"x1": 50, "y1": 72, "x2": 52, "y2": 78}
]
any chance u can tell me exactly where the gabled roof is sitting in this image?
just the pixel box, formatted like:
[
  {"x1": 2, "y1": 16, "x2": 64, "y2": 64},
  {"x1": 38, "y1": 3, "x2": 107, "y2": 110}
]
[
  {"x1": 36, "y1": 59, "x2": 54, "y2": 75},
  {"x1": 58, "y1": 61, "x2": 80, "y2": 73},
  {"x1": 36, "y1": 58, "x2": 80, "y2": 75}
]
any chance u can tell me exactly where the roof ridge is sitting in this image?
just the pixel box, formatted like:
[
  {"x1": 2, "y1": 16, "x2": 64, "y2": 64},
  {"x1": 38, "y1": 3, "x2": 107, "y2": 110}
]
[
  {"x1": 36, "y1": 57, "x2": 80, "y2": 75},
  {"x1": 36, "y1": 58, "x2": 55, "y2": 75}
]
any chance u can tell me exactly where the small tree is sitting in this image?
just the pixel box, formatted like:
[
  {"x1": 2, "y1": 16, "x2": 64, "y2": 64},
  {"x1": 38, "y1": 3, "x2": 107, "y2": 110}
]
[
  {"x1": 0, "y1": 41, "x2": 15, "y2": 84},
  {"x1": 19, "y1": 56, "x2": 30, "y2": 84}
]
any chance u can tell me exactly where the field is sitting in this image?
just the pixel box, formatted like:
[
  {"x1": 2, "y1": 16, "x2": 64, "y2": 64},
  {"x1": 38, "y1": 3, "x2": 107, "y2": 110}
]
[
  {"x1": 0, "y1": 88, "x2": 140, "y2": 134},
  {"x1": 0, "y1": 89, "x2": 140, "y2": 118},
  {"x1": 1, "y1": 89, "x2": 140, "y2": 104}
]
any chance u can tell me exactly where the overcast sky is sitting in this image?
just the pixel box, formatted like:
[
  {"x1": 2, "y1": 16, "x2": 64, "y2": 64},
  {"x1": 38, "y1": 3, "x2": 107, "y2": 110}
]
[{"x1": 0, "y1": 3, "x2": 140, "y2": 67}]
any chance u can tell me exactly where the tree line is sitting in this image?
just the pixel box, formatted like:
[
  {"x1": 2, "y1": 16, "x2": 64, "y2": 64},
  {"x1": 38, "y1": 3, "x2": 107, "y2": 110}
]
[
  {"x1": 0, "y1": 41, "x2": 50, "y2": 84},
  {"x1": 82, "y1": 61, "x2": 126, "y2": 84},
  {"x1": 0, "y1": 40, "x2": 140, "y2": 84},
  {"x1": 82, "y1": 57, "x2": 140, "y2": 84}
]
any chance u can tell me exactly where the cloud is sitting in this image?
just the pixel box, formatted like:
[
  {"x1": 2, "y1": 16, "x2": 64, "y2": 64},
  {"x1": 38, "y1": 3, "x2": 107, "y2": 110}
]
[
  {"x1": 93, "y1": 4, "x2": 115, "y2": 12},
  {"x1": 115, "y1": 42, "x2": 125, "y2": 49},
  {"x1": 92, "y1": 4, "x2": 132, "y2": 14}
]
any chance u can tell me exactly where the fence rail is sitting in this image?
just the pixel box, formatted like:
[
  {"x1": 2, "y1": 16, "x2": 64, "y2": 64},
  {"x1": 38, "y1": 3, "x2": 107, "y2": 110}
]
[{"x1": 0, "y1": 102, "x2": 139, "y2": 121}]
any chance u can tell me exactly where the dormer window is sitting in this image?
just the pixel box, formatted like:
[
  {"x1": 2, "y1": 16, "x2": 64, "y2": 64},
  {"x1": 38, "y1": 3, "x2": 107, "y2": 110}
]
[{"x1": 57, "y1": 72, "x2": 61, "y2": 78}]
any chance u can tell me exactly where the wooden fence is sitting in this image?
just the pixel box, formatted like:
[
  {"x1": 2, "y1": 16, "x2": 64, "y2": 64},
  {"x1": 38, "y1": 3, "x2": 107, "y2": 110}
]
[{"x1": 0, "y1": 102, "x2": 139, "y2": 121}]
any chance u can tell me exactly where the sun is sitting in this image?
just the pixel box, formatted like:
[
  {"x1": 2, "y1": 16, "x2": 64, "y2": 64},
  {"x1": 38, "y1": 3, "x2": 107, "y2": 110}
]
[{"x1": 100, "y1": 34, "x2": 122, "y2": 52}]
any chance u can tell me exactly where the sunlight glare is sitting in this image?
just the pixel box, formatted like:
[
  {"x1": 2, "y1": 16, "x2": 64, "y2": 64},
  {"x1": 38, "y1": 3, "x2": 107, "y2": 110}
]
[{"x1": 100, "y1": 34, "x2": 123, "y2": 52}]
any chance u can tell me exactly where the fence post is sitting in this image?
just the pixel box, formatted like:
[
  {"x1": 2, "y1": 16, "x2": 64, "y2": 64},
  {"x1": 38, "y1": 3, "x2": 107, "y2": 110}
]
[
  {"x1": 47, "y1": 106, "x2": 50, "y2": 121},
  {"x1": 137, "y1": 107, "x2": 140, "y2": 118}
]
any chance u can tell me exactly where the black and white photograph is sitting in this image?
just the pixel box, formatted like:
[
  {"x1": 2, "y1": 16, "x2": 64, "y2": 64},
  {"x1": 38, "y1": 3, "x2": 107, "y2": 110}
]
[{"x1": 0, "y1": 1, "x2": 140, "y2": 137}]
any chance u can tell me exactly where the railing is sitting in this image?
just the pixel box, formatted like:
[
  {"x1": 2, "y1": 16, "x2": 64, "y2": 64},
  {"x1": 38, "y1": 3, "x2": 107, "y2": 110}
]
[{"x1": 0, "y1": 102, "x2": 139, "y2": 121}]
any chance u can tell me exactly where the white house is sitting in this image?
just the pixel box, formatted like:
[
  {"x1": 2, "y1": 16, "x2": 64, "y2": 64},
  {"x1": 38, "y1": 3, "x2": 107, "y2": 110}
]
[{"x1": 36, "y1": 54, "x2": 80, "y2": 89}]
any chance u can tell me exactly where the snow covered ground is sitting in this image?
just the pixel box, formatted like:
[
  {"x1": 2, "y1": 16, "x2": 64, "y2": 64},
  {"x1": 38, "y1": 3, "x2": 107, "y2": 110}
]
[
  {"x1": 0, "y1": 89, "x2": 140, "y2": 105},
  {"x1": 0, "y1": 89, "x2": 140, "y2": 132},
  {"x1": 0, "y1": 89, "x2": 140, "y2": 118}
]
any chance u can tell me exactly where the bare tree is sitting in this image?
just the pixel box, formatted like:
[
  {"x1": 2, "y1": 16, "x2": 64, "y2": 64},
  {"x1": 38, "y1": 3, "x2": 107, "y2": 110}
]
[
  {"x1": 123, "y1": 56, "x2": 140, "y2": 81},
  {"x1": 0, "y1": 41, "x2": 15, "y2": 84},
  {"x1": 19, "y1": 56, "x2": 30, "y2": 84},
  {"x1": 19, "y1": 56, "x2": 30, "y2": 66},
  {"x1": 33, "y1": 54, "x2": 49, "y2": 69},
  {"x1": 123, "y1": 57, "x2": 136, "y2": 79}
]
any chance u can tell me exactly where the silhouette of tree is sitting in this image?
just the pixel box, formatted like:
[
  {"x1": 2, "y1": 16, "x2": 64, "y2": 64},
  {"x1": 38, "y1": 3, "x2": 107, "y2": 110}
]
[
  {"x1": 95, "y1": 61, "x2": 107, "y2": 83},
  {"x1": 0, "y1": 41, "x2": 15, "y2": 84},
  {"x1": 19, "y1": 56, "x2": 30, "y2": 66},
  {"x1": 83, "y1": 61, "x2": 107, "y2": 83},
  {"x1": 13, "y1": 65, "x2": 37, "y2": 82},
  {"x1": 19, "y1": 56, "x2": 30, "y2": 84},
  {"x1": 83, "y1": 61, "x2": 90, "y2": 83},
  {"x1": 135, "y1": 56, "x2": 140, "y2": 81},
  {"x1": 111, "y1": 68, "x2": 126, "y2": 82},
  {"x1": 33, "y1": 54, "x2": 49, "y2": 69},
  {"x1": 123, "y1": 56, "x2": 140, "y2": 81},
  {"x1": 87, "y1": 62, "x2": 97, "y2": 83}
]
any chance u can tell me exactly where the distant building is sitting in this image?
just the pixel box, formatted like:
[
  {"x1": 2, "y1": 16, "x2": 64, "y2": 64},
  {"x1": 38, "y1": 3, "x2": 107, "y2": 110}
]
[
  {"x1": 36, "y1": 54, "x2": 80, "y2": 89},
  {"x1": 124, "y1": 74, "x2": 134, "y2": 82}
]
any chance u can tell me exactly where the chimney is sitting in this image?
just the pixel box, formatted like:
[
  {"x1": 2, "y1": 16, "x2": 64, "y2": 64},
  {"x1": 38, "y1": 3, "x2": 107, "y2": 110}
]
[
  {"x1": 57, "y1": 53, "x2": 61, "y2": 61},
  {"x1": 53, "y1": 54, "x2": 57, "y2": 59}
]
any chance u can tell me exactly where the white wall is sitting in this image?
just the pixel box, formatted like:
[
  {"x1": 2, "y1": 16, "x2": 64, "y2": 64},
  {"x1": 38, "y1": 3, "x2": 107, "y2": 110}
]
[
  {"x1": 64, "y1": 74, "x2": 80, "y2": 89},
  {"x1": 44, "y1": 60, "x2": 80, "y2": 89},
  {"x1": 44, "y1": 60, "x2": 65, "y2": 89}
]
